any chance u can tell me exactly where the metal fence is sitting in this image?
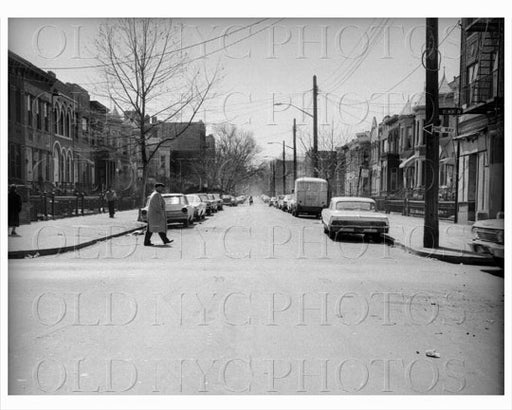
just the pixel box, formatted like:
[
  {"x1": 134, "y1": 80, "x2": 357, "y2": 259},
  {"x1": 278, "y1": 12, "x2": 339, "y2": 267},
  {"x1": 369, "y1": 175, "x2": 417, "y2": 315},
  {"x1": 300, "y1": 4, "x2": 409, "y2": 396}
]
[
  {"x1": 29, "y1": 193, "x2": 138, "y2": 221},
  {"x1": 374, "y1": 198, "x2": 456, "y2": 220}
]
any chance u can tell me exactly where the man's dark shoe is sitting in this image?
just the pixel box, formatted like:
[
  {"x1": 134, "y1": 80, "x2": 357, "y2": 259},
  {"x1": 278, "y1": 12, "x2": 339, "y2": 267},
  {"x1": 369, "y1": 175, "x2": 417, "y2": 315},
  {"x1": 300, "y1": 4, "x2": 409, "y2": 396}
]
[
  {"x1": 144, "y1": 243, "x2": 154, "y2": 246},
  {"x1": 163, "y1": 239, "x2": 174, "y2": 244}
]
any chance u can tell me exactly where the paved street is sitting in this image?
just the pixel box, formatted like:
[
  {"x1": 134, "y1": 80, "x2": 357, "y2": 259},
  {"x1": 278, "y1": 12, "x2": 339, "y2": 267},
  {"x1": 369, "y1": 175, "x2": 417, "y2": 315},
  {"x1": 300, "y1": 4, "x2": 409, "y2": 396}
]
[{"x1": 8, "y1": 202, "x2": 504, "y2": 394}]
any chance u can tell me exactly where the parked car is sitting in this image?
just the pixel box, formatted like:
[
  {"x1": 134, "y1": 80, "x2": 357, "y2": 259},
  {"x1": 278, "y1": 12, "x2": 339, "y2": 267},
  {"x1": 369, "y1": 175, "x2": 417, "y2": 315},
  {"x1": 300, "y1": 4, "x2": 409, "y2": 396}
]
[
  {"x1": 269, "y1": 197, "x2": 277, "y2": 207},
  {"x1": 282, "y1": 194, "x2": 294, "y2": 212},
  {"x1": 294, "y1": 177, "x2": 328, "y2": 217},
  {"x1": 208, "y1": 194, "x2": 218, "y2": 212},
  {"x1": 286, "y1": 194, "x2": 297, "y2": 213},
  {"x1": 212, "y1": 193, "x2": 223, "y2": 210},
  {"x1": 186, "y1": 194, "x2": 207, "y2": 221},
  {"x1": 141, "y1": 193, "x2": 194, "y2": 228},
  {"x1": 198, "y1": 193, "x2": 214, "y2": 215},
  {"x1": 222, "y1": 194, "x2": 237, "y2": 206},
  {"x1": 321, "y1": 197, "x2": 389, "y2": 241},
  {"x1": 276, "y1": 195, "x2": 286, "y2": 210},
  {"x1": 235, "y1": 195, "x2": 246, "y2": 205},
  {"x1": 469, "y1": 216, "x2": 504, "y2": 266}
]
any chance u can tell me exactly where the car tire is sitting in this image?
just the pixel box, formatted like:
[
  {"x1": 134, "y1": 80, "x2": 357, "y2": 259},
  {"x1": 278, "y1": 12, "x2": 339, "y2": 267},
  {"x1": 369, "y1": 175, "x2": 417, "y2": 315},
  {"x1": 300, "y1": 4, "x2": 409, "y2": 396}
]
[
  {"x1": 371, "y1": 233, "x2": 382, "y2": 243},
  {"x1": 328, "y1": 228, "x2": 336, "y2": 240}
]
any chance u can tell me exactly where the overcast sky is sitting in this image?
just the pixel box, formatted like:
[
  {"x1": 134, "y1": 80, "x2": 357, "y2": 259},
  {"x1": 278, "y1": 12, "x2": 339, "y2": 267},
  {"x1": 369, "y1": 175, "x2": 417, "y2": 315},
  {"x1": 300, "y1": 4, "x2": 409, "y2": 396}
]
[{"x1": 9, "y1": 18, "x2": 460, "y2": 159}]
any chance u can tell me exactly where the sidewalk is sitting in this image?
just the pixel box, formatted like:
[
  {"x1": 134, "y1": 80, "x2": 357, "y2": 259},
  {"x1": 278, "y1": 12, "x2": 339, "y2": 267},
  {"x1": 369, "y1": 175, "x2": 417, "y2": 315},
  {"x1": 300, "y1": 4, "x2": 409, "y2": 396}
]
[
  {"x1": 8, "y1": 209, "x2": 145, "y2": 259},
  {"x1": 386, "y1": 213, "x2": 494, "y2": 265}
]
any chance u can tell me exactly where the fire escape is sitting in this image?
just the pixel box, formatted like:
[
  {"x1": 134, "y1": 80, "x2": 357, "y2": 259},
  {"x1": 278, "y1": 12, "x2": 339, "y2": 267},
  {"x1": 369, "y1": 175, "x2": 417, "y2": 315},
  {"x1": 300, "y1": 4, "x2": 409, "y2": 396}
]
[{"x1": 461, "y1": 18, "x2": 504, "y2": 115}]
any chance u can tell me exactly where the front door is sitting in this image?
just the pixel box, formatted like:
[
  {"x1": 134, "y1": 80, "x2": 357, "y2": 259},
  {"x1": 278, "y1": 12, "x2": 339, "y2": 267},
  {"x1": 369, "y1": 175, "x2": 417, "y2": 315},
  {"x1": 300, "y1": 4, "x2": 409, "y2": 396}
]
[{"x1": 467, "y1": 153, "x2": 478, "y2": 221}]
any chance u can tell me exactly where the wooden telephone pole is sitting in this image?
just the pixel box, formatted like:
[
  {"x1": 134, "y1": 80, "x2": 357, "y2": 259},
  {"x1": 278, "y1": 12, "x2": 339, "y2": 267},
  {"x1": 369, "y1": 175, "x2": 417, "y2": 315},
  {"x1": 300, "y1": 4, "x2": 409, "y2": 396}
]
[
  {"x1": 423, "y1": 18, "x2": 440, "y2": 248},
  {"x1": 293, "y1": 118, "x2": 297, "y2": 182},
  {"x1": 312, "y1": 75, "x2": 319, "y2": 177}
]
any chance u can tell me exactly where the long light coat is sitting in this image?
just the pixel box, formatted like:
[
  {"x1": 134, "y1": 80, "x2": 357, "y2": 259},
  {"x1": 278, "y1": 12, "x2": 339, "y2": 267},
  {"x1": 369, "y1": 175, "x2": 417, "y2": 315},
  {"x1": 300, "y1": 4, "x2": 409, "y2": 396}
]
[{"x1": 147, "y1": 191, "x2": 167, "y2": 233}]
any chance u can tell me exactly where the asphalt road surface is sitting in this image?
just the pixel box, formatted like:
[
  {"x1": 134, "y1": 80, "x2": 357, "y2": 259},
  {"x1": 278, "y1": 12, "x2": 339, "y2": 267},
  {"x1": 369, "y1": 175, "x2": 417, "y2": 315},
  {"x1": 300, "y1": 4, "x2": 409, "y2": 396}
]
[{"x1": 8, "y1": 201, "x2": 504, "y2": 394}]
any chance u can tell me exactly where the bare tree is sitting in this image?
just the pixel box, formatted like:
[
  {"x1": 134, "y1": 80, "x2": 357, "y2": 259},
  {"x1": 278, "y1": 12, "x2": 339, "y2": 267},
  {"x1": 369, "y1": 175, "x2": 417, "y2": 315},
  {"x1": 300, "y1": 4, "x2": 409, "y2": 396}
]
[
  {"x1": 96, "y1": 18, "x2": 218, "y2": 205},
  {"x1": 297, "y1": 125, "x2": 347, "y2": 186},
  {"x1": 209, "y1": 123, "x2": 263, "y2": 194}
]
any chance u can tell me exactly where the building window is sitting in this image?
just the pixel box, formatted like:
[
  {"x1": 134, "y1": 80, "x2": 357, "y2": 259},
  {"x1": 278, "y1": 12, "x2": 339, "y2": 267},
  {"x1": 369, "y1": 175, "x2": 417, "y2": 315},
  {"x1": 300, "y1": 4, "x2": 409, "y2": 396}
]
[
  {"x1": 15, "y1": 89, "x2": 22, "y2": 123},
  {"x1": 43, "y1": 102, "x2": 49, "y2": 131},
  {"x1": 35, "y1": 98, "x2": 42, "y2": 130},
  {"x1": 65, "y1": 112, "x2": 70, "y2": 137},
  {"x1": 406, "y1": 126, "x2": 413, "y2": 150},
  {"x1": 82, "y1": 117, "x2": 88, "y2": 132},
  {"x1": 54, "y1": 108, "x2": 58, "y2": 133},
  {"x1": 59, "y1": 110, "x2": 64, "y2": 135},
  {"x1": 27, "y1": 94, "x2": 33, "y2": 127},
  {"x1": 467, "y1": 62, "x2": 479, "y2": 104},
  {"x1": 9, "y1": 143, "x2": 22, "y2": 179},
  {"x1": 491, "y1": 51, "x2": 499, "y2": 97}
]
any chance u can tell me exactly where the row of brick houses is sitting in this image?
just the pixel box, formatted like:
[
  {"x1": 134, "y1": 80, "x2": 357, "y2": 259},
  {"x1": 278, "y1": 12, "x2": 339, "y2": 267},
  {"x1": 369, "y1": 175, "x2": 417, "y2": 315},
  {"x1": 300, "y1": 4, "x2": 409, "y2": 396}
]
[
  {"x1": 334, "y1": 18, "x2": 503, "y2": 224},
  {"x1": 8, "y1": 50, "x2": 212, "y2": 207},
  {"x1": 8, "y1": 50, "x2": 137, "y2": 197}
]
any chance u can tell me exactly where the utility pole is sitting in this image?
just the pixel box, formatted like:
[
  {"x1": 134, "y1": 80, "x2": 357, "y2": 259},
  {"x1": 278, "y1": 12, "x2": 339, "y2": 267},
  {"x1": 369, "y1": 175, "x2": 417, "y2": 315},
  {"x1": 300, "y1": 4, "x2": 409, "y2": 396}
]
[
  {"x1": 293, "y1": 118, "x2": 297, "y2": 183},
  {"x1": 312, "y1": 75, "x2": 319, "y2": 177},
  {"x1": 282, "y1": 140, "x2": 286, "y2": 194},
  {"x1": 271, "y1": 161, "x2": 276, "y2": 197},
  {"x1": 423, "y1": 18, "x2": 440, "y2": 248}
]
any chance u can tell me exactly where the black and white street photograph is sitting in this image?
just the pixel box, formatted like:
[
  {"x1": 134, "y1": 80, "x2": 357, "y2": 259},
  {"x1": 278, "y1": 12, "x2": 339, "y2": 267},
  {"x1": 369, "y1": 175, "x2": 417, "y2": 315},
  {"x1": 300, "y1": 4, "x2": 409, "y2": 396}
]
[{"x1": 1, "y1": 2, "x2": 511, "y2": 409}]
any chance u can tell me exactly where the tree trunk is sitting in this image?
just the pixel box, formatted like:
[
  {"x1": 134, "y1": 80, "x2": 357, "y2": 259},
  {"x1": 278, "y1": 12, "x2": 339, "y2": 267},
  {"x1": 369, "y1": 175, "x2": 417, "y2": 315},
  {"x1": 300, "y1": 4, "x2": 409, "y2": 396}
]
[{"x1": 139, "y1": 128, "x2": 149, "y2": 208}]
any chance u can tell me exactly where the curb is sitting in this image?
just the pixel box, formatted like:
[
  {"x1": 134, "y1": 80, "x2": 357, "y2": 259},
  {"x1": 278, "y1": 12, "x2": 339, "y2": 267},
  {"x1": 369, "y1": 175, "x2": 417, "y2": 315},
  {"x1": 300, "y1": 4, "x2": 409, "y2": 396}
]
[
  {"x1": 8, "y1": 225, "x2": 146, "y2": 259},
  {"x1": 385, "y1": 235, "x2": 495, "y2": 266}
]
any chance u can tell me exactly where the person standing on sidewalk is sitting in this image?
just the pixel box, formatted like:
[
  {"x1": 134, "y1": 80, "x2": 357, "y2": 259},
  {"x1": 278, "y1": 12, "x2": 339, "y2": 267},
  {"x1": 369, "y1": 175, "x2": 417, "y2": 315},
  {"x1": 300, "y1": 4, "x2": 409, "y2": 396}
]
[
  {"x1": 105, "y1": 187, "x2": 117, "y2": 218},
  {"x1": 144, "y1": 182, "x2": 173, "y2": 246},
  {"x1": 8, "y1": 185, "x2": 22, "y2": 236}
]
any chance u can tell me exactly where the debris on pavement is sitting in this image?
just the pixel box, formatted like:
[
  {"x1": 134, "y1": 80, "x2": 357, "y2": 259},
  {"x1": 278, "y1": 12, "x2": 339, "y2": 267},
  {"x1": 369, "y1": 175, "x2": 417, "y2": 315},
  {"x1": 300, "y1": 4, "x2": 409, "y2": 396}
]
[{"x1": 425, "y1": 349, "x2": 441, "y2": 358}]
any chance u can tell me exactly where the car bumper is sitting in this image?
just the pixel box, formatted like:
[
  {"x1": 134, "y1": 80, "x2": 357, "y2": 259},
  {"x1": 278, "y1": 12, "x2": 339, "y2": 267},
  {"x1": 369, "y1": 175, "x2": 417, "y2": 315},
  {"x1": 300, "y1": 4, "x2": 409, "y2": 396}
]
[
  {"x1": 469, "y1": 240, "x2": 504, "y2": 259},
  {"x1": 330, "y1": 226, "x2": 389, "y2": 234}
]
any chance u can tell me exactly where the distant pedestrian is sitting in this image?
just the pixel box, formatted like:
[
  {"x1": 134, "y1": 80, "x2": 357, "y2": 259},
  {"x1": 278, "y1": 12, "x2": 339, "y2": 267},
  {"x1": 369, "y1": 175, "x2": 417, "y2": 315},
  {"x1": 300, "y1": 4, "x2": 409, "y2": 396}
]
[
  {"x1": 144, "y1": 182, "x2": 173, "y2": 246},
  {"x1": 105, "y1": 187, "x2": 117, "y2": 218},
  {"x1": 249, "y1": 195, "x2": 253, "y2": 205},
  {"x1": 8, "y1": 185, "x2": 22, "y2": 236}
]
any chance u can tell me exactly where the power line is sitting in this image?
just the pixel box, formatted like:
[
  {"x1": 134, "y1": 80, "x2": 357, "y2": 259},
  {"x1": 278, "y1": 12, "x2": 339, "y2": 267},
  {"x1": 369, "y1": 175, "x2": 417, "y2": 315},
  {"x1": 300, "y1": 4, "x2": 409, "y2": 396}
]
[
  {"x1": 38, "y1": 19, "x2": 270, "y2": 71},
  {"x1": 328, "y1": 19, "x2": 390, "y2": 92},
  {"x1": 322, "y1": 18, "x2": 379, "y2": 87}
]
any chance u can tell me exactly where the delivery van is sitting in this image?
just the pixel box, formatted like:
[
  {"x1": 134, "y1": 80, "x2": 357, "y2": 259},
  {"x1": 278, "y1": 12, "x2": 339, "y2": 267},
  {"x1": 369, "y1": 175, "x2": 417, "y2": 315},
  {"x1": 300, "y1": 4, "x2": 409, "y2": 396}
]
[{"x1": 294, "y1": 177, "x2": 328, "y2": 217}]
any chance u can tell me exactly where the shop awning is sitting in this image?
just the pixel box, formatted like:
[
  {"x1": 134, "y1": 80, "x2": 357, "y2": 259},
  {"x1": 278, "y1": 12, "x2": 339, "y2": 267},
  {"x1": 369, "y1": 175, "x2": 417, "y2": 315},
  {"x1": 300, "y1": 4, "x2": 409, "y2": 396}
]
[
  {"x1": 453, "y1": 127, "x2": 486, "y2": 140},
  {"x1": 440, "y1": 157, "x2": 455, "y2": 165},
  {"x1": 399, "y1": 154, "x2": 417, "y2": 169}
]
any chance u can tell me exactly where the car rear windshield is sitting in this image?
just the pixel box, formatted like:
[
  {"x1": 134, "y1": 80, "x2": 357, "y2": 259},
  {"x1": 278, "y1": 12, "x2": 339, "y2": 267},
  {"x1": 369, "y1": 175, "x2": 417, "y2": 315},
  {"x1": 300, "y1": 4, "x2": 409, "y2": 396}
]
[
  {"x1": 187, "y1": 195, "x2": 199, "y2": 202},
  {"x1": 164, "y1": 196, "x2": 184, "y2": 205},
  {"x1": 335, "y1": 201, "x2": 375, "y2": 211}
]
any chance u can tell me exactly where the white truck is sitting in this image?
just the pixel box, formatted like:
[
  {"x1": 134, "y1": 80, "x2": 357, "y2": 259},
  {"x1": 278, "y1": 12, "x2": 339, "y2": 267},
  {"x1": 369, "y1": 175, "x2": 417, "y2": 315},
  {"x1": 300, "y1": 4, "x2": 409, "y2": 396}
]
[{"x1": 293, "y1": 177, "x2": 329, "y2": 217}]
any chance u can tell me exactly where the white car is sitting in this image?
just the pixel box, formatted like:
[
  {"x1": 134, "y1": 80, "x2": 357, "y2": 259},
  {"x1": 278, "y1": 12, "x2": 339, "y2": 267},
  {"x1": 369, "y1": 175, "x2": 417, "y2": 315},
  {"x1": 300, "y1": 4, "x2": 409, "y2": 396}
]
[
  {"x1": 321, "y1": 197, "x2": 389, "y2": 241},
  {"x1": 469, "y1": 216, "x2": 504, "y2": 266},
  {"x1": 186, "y1": 194, "x2": 207, "y2": 221},
  {"x1": 141, "y1": 193, "x2": 195, "y2": 228}
]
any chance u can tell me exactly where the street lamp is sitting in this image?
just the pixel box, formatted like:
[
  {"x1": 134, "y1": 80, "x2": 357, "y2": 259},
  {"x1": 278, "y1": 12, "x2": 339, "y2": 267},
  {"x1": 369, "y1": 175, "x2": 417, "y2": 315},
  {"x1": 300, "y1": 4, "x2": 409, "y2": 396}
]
[{"x1": 274, "y1": 102, "x2": 313, "y2": 119}]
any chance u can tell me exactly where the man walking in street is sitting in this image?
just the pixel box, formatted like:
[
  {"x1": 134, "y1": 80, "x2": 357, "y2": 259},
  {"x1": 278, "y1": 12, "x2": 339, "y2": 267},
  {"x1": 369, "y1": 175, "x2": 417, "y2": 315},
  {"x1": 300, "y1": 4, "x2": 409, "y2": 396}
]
[
  {"x1": 144, "y1": 182, "x2": 173, "y2": 246},
  {"x1": 8, "y1": 185, "x2": 22, "y2": 236},
  {"x1": 105, "y1": 187, "x2": 117, "y2": 218}
]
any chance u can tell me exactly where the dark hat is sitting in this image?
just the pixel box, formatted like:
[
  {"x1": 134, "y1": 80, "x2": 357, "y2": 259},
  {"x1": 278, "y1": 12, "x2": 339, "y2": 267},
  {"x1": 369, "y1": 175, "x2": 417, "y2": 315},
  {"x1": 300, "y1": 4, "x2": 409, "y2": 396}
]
[{"x1": 154, "y1": 182, "x2": 165, "y2": 188}]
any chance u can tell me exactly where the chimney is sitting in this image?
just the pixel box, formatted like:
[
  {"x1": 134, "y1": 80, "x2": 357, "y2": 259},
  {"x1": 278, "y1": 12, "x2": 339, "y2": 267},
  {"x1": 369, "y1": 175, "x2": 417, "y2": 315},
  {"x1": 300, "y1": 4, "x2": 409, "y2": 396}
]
[{"x1": 151, "y1": 116, "x2": 158, "y2": 124}]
